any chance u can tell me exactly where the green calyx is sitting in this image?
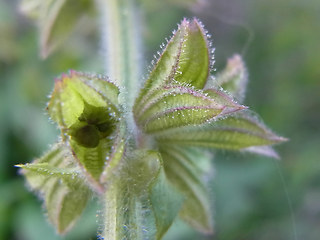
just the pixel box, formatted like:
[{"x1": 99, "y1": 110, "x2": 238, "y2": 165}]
[
  {"x1": 48, "y1": 70, "x2": 120, "y2": 147},
  {"x1": 68, "y1": 102, "x2": 116, "y2": 148}
]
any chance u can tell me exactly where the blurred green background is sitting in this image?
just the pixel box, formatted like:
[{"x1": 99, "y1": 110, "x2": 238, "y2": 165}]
[{"x1": 1, "y1": 0, "x2": 319, "y2": 239}]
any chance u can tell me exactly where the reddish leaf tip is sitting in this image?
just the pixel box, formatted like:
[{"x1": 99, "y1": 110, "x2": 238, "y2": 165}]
[
  {"x1": 239, "y1": 105, "x2": 249, "y2": 110},
  {"x1": 69, "y1": 69, "x2": 77, "y2": 76}
]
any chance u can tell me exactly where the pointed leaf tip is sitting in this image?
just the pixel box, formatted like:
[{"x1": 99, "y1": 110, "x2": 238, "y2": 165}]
[
  {"x1": 156, "y1": 110, "x2": 287, "y2": 151},
  {"x1": 242, "y1": 146, "x2": 281, "y2": 159},
  {"x1": 134, "y1": 18, "x2": 211, "y2": 112},
  {"x1": 215, "y1": 54, "x2": 248, "y2": 103},
  {"x1": 204, "y1": 88, "x2": 248, "y2": 115},
  {"x1": 173, "y1": 18, "x2": 210, "y2": 89},
  {"x1": 19, "y1": 144, "x2": 91, "y2": 234},
  {"x1": 135, "y1": 85, "x2": 244, "y2": 134}
]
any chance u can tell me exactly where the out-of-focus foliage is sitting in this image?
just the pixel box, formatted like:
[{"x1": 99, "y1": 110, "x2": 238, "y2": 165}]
[
  {"x1": 1, "y1": 0, "x2": 319, "y2": 240},
  {"x1": 20, "y1": 0, "x2": 95, "y2": 58},
  {"x1": 0, "y1": 1, "x2": 101, "y2": 239}
]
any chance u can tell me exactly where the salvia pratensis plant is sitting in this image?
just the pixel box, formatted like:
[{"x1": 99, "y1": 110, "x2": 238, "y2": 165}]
[{"x1": 17, "y1": 0, "x2": 287, "y2": 239}]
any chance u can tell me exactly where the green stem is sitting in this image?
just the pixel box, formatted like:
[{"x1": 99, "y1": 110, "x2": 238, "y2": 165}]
[
  {"x1": 98, "y1": 0, "x2": 141, "y2": 105},
  {"x1": 97, "y1": 0, "x2": 142, "y2": 139}
]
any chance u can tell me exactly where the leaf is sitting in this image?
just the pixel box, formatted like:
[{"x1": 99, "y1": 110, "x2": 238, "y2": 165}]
[
  {"x1": 101, "y1": 150, "x2": 183, "y2": 240},
  {"x1": 215, "y1": 54, "x2": 248, "y2": 103},
  {"x1": 74, "y1": 71, "x2": 120, "y2": 108},
  {"x1": 156, "y1": 110, "x2": 288, "y2": 150},
  {"x1": 134, "y1": 85, "x2": 245, "y2": 134},
  {"x1": 172, "y1": 19, "x2": 210, "y2": 89},
  {"x1": 16, "y1": 163, "x2": 80, "y2": 182},
  {"x1": 39, "y1": 0, "x2": 94, "y2": 58},
  {"x1": 17, "y1": 144, "x2": 91, "y2": 234},
  {"x1": 203, "y1": 87, "x2": 248, "y2": 114},
  {"x1": 45, "y1": 179, "x2": 90, "y2": 234},
  {"x1": 18, "y1": 144, "x2": 71, "y2": 190},
  {"x1": 241, "y1": 146, "x2": 280, "y2": 159},
  {"x1": 150, "y1": 167, "x2": 184, "y2": 239},
  {"x1": 159, "y1": 146, "x2": 213, "y2": 234},
  {"x1": 135, "y1": 18, "x2": 210, "y2": 111}
]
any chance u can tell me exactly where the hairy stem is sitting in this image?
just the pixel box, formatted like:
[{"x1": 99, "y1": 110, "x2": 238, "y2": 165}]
[
  {"x1": 98, "y1": 0, "x2": 142, "y2": 105},
  {"x1": 97, "y1": 0, "x2": 142, "y2": 140}
]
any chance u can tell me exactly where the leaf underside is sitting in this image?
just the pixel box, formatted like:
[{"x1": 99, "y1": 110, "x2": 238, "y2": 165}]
[
  {"x1": 156, "y1": 111, "x2": 287, "y2": 150},
  {"x1": 160, "y1": 146, "x2": 213, "y2": 234}
]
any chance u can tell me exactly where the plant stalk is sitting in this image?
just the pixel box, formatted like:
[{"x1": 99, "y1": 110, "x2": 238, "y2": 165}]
[
  {"x1": 97, "y1": 0, "x2": 142, "y2": 140},
  {"x1": 98, "y1": 0, "x2": 141, "y2": 106}
]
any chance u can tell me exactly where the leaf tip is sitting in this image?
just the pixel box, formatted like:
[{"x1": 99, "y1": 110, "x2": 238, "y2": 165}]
[
  {"x1": 69, "y1": 69, "x2": 77, "y2": 77},
  {"x1": 14, "y1": 164, "x2": 23, "y2": 168},
  {"x1": 242, "y1": 146, "x2": 281, "y2": 159},
  {"x1": 220, "y1": 100, "x2": 248, "y2": 116},
  {"x1": 274, "y1": 136, "x2": 289, "y2": 143},
  {"x1": 181, "y1": 17, "x2": 190, "y2": 26},
  {"x1": 240, "y1": 105, "x2": 249, "y2": 110},
  {"x1": 190, "y1": 17, "x2": 204, "y2": 31}
]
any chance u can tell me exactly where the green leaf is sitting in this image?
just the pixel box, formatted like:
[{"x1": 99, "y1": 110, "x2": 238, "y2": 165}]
[
  {"x1": 203, "y1": 87, "x2": 248, "y2": 114},
  {"x1": 241, "y1": 145, "x2": 280, "y2": 159},
  {"x1": 135, "y1": 18, "x2": 210, "y2": 111},
  {"x1": 134, "y1": 85, "x2": 245, "y2": 133},
  {"x1": 172, "y1": 19, "x2": 210, "y2": 89},
  {"x1": 150, "y1": 167, "x2": 184, "y2": 239},
  {"x1": 101, "y1": 150, "x2": 183, "y2": 240},
  {"x1": 18, "y1": 144, "x2": 71, "y2": 190},
  {"x1": 45, "y1": 179, "x2": 90, "y2": 234},
  {"x1": 73, "y1": 71, "x2": 120, "y2": 108},
  {"x1": 156, "y1": 110, "x2": 287, "y2": 150},
  {"x1": 16, "y1": 163, "x2": 79, "y2": 182},
  {"x1": 215, "y1": 54, "x2": 248, "y2": 103},
  {"x1": 39, "y1": 0, "x2": 94, "y2": 57},
  {"x1": 17, "y1": 144, "x2": 91, "y2": 234},
  {"x1": 159, "y1": 146, "x2": 213, "y2": 234}
]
